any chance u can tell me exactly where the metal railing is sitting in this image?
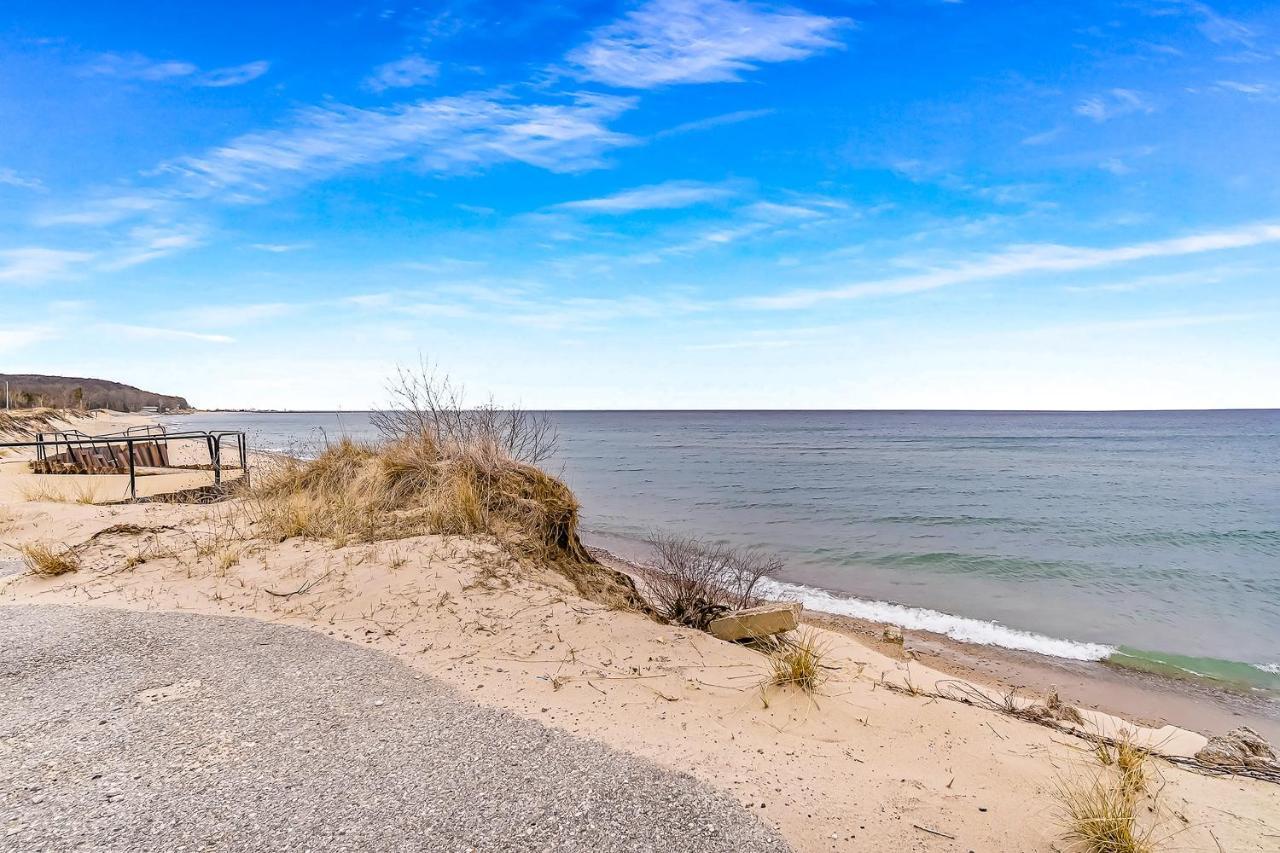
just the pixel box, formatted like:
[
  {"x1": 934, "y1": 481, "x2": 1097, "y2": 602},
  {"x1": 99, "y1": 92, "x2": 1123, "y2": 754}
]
[{"x1": 1, "y1": 427, "x2": 248, "y2": 502}]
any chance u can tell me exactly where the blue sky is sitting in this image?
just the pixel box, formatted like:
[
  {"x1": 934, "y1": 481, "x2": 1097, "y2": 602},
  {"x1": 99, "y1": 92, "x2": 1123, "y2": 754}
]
[{"x1": 2, "y1": 0, "x2": 1278, "y2": 409}]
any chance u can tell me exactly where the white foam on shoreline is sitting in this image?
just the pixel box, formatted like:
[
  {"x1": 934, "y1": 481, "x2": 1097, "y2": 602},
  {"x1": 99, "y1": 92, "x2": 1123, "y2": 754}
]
[{"x1": 756, "y1": 577, "x2": 1117, "y2": 662}]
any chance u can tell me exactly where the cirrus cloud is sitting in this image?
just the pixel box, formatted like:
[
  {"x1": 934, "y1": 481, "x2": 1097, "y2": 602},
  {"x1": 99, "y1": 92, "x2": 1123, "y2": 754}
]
[{"x1": 567, "y1": 0, "x2": 846, "y2": 89}]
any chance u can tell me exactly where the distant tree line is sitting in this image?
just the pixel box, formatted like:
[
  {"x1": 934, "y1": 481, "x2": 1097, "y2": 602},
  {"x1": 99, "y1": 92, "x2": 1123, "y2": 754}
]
[{"x1": 0, "y1": 374, "x2": 190, "y2": 412}]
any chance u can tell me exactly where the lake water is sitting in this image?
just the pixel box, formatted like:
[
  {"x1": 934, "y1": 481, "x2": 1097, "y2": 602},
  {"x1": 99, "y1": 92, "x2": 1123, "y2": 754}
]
[{"x1": 166, "y1": 410, "x2": 1280, "y2": 693}]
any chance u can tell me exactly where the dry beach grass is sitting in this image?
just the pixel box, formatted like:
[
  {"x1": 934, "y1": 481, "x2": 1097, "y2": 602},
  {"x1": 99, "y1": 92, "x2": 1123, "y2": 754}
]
[{"x1": 19, "y1": 542, "x2": 80, "y2": 577}]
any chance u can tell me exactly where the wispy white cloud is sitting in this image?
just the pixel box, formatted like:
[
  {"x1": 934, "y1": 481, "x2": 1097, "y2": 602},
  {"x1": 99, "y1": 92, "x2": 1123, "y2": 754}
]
[
  {"x1": 623, "y1": 192, "x2": 853, "y2": 261},
  {"x1": 1216, "y1": 80, "x2": 1269, "y2": 94},
  {"x1": 198, "y1": 60, "x2": 271, "y2": 88},
  {"x1": 1020, "y1": 311, "x2": 1264, "y2": 339},
  {"x1": 567, "y1": 0, "x2": 846, "y2": 89},
  {"x1": 889, "y1": 160, "x2": 1044, "y2": 206},
  {"x1": 1181, "y1": 1, "x2": 1255, "y2": 46},
  {"x1": 0, "y1": 327, "x2": 54, "y2": 352},
  {"x1": 1020, "y1": 126, "x2": 1064, "y2": 146},
  {"x1": 365, "y1": 55, "x2": 440, "y2": 92},
  {"x1": 250, "y1": 242, "x2": 311, "y2": 253},
  {"x1": 101, "y1": 226, "x2": 204, "y2": 271},
  {"x1": 101, "y1": 324, "x2": 234, "y2": 344},
  {"x1": 400, "y1": 257, "x2": 489, "y2": 274},
  {"x1": 0, "y1": 247, "x2": 94, "y2": 284},
  {"x1": 166, "y1": 302, "x2": 298, "y2": 327},
  {"x1": 1095, "y1": 145, "x2": 1156, "y2": 176},
  {"x1": 743, "y1": 200, "x2": 826, "y2": 220},
  {"x1": 556, "y1": 180, "x2": 737, "y2": 213},
  {"x1": 0, "y1": 168, "x2": 43, "y2": 191},
  {"x1": 1063, "y1": 265, "x2": 1250, "y2": 293},
  {"x1": 1074, "y1": 88, "x2": 1153, "y2": 122},
  {"x1": 1099, "y1": 157, "x2": 1131, "y2": 175},
  {"x1": 36, "y1": 194, "x2": 169, "y2": 227},
  {"x1": 346, "y1": 278, "x2": 708, "y2": 331},
  {"x1": 161, "y1": 91, "x2": 638, "y2": 201},
  {"x1": 82, "y1": 52, "x2": 269, "y2": 87},
  {"x1": 82, "y1": 52, "x2": 197, "y2": 81},
  {"x1": 741, "y1": 221, "x2": 1280, "y2": 309},
  {"x1": 653, "y1": 108, "x2": 775, "y2": 138},
  {"x1": 1205, "y1": 79, "x2": 1277, "y2": 100}
]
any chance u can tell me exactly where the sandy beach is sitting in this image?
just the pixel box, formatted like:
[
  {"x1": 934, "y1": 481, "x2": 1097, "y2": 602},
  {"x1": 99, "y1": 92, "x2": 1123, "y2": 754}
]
[
  {"x1": 587, "y1": 537, "x2": 1280, "y2": 747},
  {"x1": 1, "y1": 411, "x2": 1277, "y2": 851}
]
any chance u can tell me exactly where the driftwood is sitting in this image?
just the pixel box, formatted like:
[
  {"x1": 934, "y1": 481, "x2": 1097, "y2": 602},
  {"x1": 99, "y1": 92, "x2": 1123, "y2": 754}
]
[{"x1": 922, "y1": 679, "x2": 1280, "y2": 785}]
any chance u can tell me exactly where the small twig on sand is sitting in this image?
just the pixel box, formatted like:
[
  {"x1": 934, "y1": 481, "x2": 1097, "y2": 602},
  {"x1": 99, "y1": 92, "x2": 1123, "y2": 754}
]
[
  {"x1": 913, "y1": 824, "x2": 956, "y2": 840},
  {"x1": 264, "y1": 570, "x2": 332, "y2": 598},
  {"x1": 644, "y1": 685, "x2": 680, "y2": 702}
]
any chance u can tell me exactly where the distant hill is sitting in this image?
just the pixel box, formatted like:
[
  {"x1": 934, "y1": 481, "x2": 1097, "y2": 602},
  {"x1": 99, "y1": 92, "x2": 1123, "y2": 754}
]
[{"x1": 0, "y1": 374, "x2": 190, "y2": 412}]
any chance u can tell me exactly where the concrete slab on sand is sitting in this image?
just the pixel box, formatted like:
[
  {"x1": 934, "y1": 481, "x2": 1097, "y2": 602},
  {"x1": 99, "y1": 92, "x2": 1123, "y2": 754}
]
[{"x1": 0, "y1": 604, "x2": 789, "y2": 853}]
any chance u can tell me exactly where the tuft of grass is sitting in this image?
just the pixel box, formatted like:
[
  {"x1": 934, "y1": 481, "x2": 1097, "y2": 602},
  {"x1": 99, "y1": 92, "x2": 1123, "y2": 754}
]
[
  {"x1": 216, "y1": 548, "x2": 241, "y2": 574},
  {"x1": 1114, "y1": 734, "x2": 1149, "y2": 798},
  {"x1": 1057, "y1": 773, "x2": 1154, "y2": 853},
  {"x1": 1058, "y1": 731, "x2": 1158, "y2": 853},
  {"x1": 72, "y1": 480, "x2": 101, "y2": 505},
  {"x1": 766, "y1": 629, "x2": 830, "y2": 694},
  {"x1": 21, "y1": 480, "x2": 68, "y2": 503},
  {"x1": 18, "y1": 477, "x2": 101, "y2": 504},
  {"x1": 20, "y1": 542, "x2": 81, "y2": 577}
]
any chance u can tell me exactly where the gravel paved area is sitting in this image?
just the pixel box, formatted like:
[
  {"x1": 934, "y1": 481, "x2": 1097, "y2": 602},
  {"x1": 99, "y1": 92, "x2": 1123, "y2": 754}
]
[
  {"x1": 0, "y1": 557, "x2": 22, "y2": 579},
  {"x1": 0, "y1": 605, "x2": 790, "y2": 852}
]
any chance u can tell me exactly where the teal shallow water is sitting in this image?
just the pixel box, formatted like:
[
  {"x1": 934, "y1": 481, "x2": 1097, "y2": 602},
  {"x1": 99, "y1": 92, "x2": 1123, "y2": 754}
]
[
  {"x1": 1109, "y1": 648, "x2": 1280, "y2": 694},
  {"x1": 168, "y1": 410, "x2": 1280, "y2": 693}
]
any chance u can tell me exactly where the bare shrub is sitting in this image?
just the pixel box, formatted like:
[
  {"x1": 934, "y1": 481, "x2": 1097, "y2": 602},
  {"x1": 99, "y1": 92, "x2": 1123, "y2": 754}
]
[
  {"x1": 370, "y1": 360, "x2": 557, "y2": 465},
  {"x1": 642, "y1": 533, "x2": 782, "y2": 630}
]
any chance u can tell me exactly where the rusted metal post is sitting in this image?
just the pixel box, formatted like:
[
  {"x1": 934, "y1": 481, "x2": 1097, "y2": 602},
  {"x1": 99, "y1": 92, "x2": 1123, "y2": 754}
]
[
  {"x1": 210, "y1": 435, "x2": 222, "y2": 486},
  {"x1": 127, "y1": 438, "x2": 137, "y2": 501}
]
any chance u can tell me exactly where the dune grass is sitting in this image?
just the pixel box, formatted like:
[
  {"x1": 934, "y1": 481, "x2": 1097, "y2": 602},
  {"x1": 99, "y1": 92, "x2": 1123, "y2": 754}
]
[
  {"x1": 245, "y1": 364, "x2": 647, "y2": 611},
  {"x1": 20, "y1": 480, "x2": 68, "y2": 502},
  {"x1": 765, "y1": 629, "x2": 830, "y2": 694},
  {"x1": 18, "y1": 478, "x2": 103, "y2": 504},
  {"x1": 249, "y1": 435, "x2": 587, "y2": 558},
  {"x1": 1059, "y1": 732, "x2": 1160, "y2": 853},
  {"x1": 20, "y1": 542, "x2": 81, "y2": 577},
  {"x1": 0, "y1": 408, "x2": 66, "y2": 440},
  {"x1": 1058, "y1": 774, "x2": 1154, "y2": 853}
]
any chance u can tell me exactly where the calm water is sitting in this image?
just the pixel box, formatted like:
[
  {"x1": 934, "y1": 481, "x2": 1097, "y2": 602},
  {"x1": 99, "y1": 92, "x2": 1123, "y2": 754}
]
[{"x1": 168, "y1": 410, "x2": 1280, "y2": 689}]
